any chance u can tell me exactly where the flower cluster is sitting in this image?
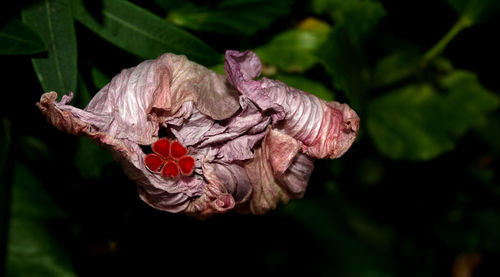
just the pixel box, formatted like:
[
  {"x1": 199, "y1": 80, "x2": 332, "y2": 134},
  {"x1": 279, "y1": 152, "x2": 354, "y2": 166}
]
[{"x1": 144, "y1": 139, "x2": 195, "y2": 178}]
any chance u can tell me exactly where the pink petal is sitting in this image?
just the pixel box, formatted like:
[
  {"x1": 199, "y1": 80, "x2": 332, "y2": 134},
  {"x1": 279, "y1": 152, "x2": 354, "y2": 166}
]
[
  {"x1": 242, "y1": 128, "x2": 314, "y2": 214},
  {"x1": 224, "y1": 50, "x2": 359, "y2": 159},
  {"x1": 37, "y1": 50, "x2": 359, "y2": 218}
]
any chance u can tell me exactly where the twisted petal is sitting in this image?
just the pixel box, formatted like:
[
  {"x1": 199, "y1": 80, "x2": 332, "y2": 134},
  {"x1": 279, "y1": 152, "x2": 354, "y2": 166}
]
[
  {"x1": 241, "y1": 128, "x2": 314, "y2": 215},
  {"x1": 37, "y1": 50, "x2": 359, "y2": 218},
  {"x1": 225, "y1": 50, "x2": 359, "y2": 159},
  {"x1": 84, "y1": 53, "x2": 240, "y2": 146}
]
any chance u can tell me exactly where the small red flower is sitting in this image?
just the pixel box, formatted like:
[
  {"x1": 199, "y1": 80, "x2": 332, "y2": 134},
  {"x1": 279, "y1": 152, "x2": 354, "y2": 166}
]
[{"x1": 144, "y1": 138, "x2": 195, "y2": 179}]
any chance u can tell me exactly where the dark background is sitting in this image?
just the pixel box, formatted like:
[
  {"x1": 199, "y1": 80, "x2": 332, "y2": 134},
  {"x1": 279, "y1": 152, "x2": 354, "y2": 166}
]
[{"x1": 1, "y1": 0, "x2": 500, "y2": 276}]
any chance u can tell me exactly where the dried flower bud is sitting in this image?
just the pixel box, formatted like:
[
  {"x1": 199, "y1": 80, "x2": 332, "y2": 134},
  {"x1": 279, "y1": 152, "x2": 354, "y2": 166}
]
[{"x1": 37, "y1": 50, "x2": 359, "y2": 218}]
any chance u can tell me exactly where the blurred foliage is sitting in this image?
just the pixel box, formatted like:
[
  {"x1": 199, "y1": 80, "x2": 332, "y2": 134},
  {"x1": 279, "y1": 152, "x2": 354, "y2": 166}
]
[
  {"x1": 162, "y1": 0, "x2": 297, "y2": 36},
  {"x1": 6, "y1": 162, "x2": 75, "y2": 277},
  {"x1": 0, "y1": 119, "x2": 12, "y2": 273},
  {"x1": 0, "y1": 19, "x2": 46, "y2": 55},
  {"x1": 72, "y1": 0, "x2": 221, "y2": 64},
  {"x1": 74, "y1": 76, "x2": 114, "y2": 180},
  {"x1": 1, "y1": 0, "x2": 500, "y2": 276},
  {"x1": 255, "y1": 18, "x2": 330, "y2": 73},
  {"x1": 314, "y1": 0, "x2": 386, "y2": 110},
  {"x1": 368, "y1": 71, "x2": 499, "y2": 160},
  {"x1": 446, "y1": 0, "x2": 500, "y2": 25}
]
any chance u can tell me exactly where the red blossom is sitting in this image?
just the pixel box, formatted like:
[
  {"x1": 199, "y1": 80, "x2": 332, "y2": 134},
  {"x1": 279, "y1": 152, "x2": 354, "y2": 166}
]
[{"x1": 144, "y1": 138, "x2": 195, "y2": 179}]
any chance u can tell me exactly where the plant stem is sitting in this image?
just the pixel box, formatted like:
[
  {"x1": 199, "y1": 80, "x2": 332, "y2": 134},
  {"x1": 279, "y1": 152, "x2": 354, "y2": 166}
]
[{"x1": 422, "y1": 16, "x2": 472, "y2": 64}]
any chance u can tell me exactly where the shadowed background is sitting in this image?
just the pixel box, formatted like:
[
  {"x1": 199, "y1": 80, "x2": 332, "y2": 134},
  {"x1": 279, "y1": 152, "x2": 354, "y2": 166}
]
[{"x1": 1, "y1": 0, "x2": 500, "y2": 276}]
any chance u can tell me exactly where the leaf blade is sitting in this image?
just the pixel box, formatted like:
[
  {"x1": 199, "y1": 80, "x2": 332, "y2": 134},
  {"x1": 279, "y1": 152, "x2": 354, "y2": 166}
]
[
  {"x1": 0, "y1": 19, "x2": 47, "y2": 55},
  {"x1": 74, "y1": 75, "x2": 114, "y2": 179},
  {"x1": 22, "y1": 0, "x2": 77, "y2": 94},
  {"x1": 367, "y1": 71, "x2": 500, "y2": 161},
  {"x1": 314, "y1": 0, "x2": 385, "y2": 109},
  {"x1": 72, "y1": 0, "x2": 221, "y2": 65},
  {"x1": 166, "y1": 0, "x2": 297, "y2": 36},
  {"x1": 6, "y1": 162, "x2": 76, "y2": 277},
  {"x1": 255, "y1": 18, "x2": 330, "y2": 73}
]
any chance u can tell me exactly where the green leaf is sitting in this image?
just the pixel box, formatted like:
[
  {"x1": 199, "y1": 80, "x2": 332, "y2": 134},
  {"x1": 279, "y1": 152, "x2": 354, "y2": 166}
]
[
  {"x1": 9, "y1": 163, "x2": 66, "y2": 219},
  {"x1": 74, "y1": 137, "x2": 113, "y2": 180},
  {"x1": 439, "y1": 71, "x2": 500, "y2": 134},
  {"x1": 371, "y1": 50, "x2": 420, "y2": 88},
  {"x1": 316, "y1": 28, "x2": 368, "y2": 109},
  {"x1": 75, "y1": 74, "x2": 92, "y2": 107},
  {"x1": 446, "y1": 0, "x2": 500, "y2": 25},
  {"x1": 314, "y1": 0, "x2": 385, "y2": 109},
  {"x1": 91, "y1": 66, "x2": 111, "y2": 90},
  {"x1": 367, "y1": 71, "x2": 500, "y2": 160},
  {"x1": 73, "y1": 75, "x2": 113, "y2": 179},
  {"x1": 275, "y1": 74, "x2": 335, "y2": 101},
  {"x1": 72, "y1": 0, "x2": 221, "y2": 65},
  {"x1": 22, "y1": 0, "x2": 77, "y2": 95},
  {"x1": 166, "y1": 0, "x2": 296, "y2": 36},
  {"x1": 368, "y1": 84, "x2": 448, "y2": 160},
  {"x1": 6, "y1": 162, "x2": 76, "y2": 277},
  {"x1": 0, "y1": 18, "x2": 46, "y2": 55},
  {"x1": 255, "y1": 18, "x2": 330, "y2": 73},
  {"x1": 312, "y1": 0, "x2": 386, "y2": 45},
  {"x1": 209, "y1": 63, "x2": 226, "y2": 75},
  {"x1": 155, "y1": 0, "x2": 186, "y2": 12}
]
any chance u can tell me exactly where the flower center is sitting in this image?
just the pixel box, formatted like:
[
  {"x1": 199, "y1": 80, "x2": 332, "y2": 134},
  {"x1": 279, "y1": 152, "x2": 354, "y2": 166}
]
[{"x1": 144, "y1": 138, "x2": 195, "y2": 179}]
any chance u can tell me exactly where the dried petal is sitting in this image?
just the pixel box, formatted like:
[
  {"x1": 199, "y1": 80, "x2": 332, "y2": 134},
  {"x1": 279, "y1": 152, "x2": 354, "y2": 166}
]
[
  {"x1": 37, "y1": 50, "x2": 359, "y2": 218},
  {"x1": 225, "y1": 50, "x2": 359, "y2": 159},
  {"x1": 241, "y1": 127, "x2": 314, "y2": 214}
]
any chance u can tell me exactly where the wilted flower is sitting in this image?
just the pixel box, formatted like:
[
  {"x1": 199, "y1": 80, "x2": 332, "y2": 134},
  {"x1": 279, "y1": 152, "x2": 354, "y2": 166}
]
[{"x1": 37, "y1": 50, "x2": 359, "y2": 218}]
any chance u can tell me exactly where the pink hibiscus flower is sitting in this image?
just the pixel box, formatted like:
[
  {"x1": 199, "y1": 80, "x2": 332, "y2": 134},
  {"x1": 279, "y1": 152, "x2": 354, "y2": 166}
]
[{"x1": 37, "y1": 50, "x2": 359, "y2": 218}]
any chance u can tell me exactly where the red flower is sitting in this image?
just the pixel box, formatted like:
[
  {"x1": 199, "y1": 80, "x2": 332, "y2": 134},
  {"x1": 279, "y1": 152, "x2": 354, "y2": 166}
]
[{"x1": 144, "y1": 138, "x2": 195, "y2": 178}]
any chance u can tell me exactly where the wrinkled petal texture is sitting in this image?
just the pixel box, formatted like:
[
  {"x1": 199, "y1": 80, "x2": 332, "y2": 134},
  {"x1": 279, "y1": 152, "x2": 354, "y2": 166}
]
[
  {"x1": 37, "y1": 50, "x2": 359, "y2": 218},
  {"x1": 225, "y1": 50, "x2": 359, "y2": 159}
]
